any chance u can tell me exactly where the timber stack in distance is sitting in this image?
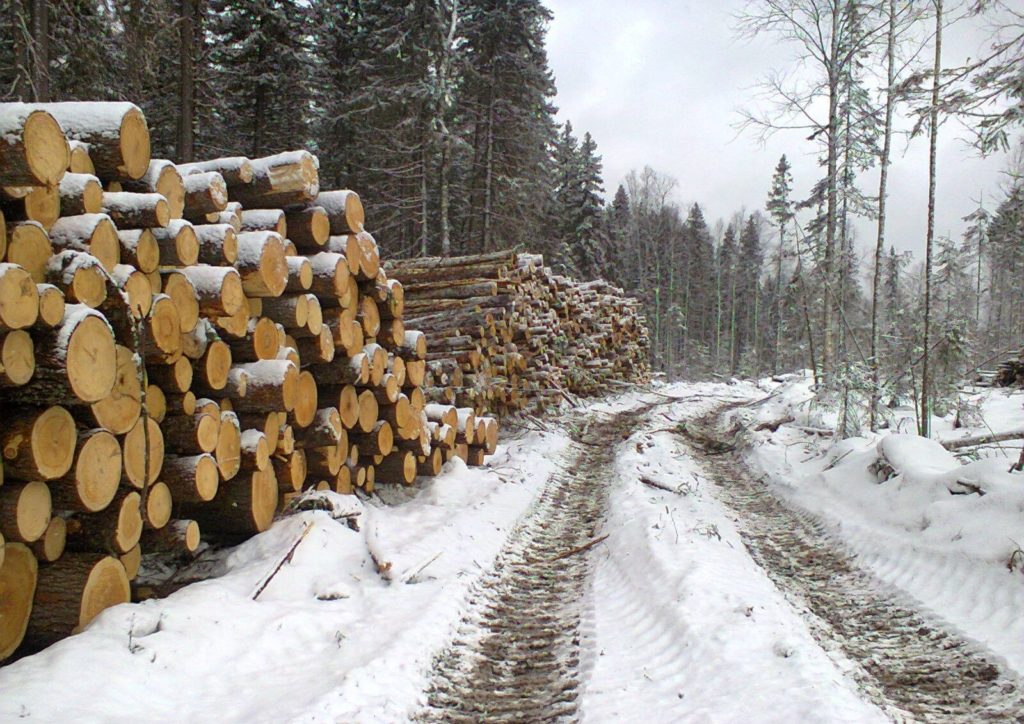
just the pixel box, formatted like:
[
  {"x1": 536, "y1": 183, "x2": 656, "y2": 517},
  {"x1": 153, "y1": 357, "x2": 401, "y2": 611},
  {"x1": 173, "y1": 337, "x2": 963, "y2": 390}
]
[
  {"x1": 387, "y1": 251, "x2": 651, "y2": 414},
  {"x1": 0, "y1": 100, "x2": 649, "y2": 662}
]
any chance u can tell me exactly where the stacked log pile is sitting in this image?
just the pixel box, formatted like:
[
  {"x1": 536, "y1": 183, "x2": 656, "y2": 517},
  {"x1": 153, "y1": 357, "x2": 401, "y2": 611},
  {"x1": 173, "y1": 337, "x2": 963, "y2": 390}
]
[
  {"x1": 0, "y1": 101, "x2": 497, "y2": 661},
  {"x1": 993, "y1": 350, "x2": 1024, "y2": 388},
  {"x1": 386, "y1": 252, "x2": 650, "y2": 416}
]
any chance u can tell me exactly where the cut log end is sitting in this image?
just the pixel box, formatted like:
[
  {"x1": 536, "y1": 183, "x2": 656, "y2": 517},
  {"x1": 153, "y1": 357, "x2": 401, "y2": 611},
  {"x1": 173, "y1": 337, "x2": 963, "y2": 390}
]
[
  {"x1": 119, "y1": 108, "x2": 152, "y2": 181},
  {"x1": 22, "y1": 110, "x2": 71, "y2": 186},
  {"x1": 0, "y1": 543, "x2": 38, "y2": 660}
]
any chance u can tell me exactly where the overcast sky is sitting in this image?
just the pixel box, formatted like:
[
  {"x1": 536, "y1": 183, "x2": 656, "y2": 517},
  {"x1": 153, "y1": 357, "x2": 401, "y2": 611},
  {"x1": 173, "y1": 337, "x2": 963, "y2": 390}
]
[{"x1": 544, "y1": 0, "x2": 1013, "y2": 258}]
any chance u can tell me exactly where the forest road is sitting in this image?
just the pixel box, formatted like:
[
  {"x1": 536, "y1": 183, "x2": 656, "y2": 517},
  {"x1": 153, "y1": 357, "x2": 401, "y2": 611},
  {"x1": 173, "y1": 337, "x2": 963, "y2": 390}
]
[
  {"x1": 416, "y1": 403, "x2": 649, "y2": 723},
  {"x1": 681, "y1": 402, "x2": 1024, "y2": 722}
]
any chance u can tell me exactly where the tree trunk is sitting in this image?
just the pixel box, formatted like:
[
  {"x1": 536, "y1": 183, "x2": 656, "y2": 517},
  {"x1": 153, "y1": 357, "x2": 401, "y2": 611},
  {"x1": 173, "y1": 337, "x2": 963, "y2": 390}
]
[
  {"x1": 481, "y1": 82, "x2": 496, "y2": 254},
  {"x1": 177, "y1": 0, "x2": 196, "y2": 162},
  {"x1": 30, "y1": 0, "x2": 48, "y2": 102},
  {"x1": 870, "y1": 0, "x2": 897, "y2": 432},
  {"x1": 920, "y1": 0, "x2": 942, "y2": 438},
  {"x1": 820, "y1": 5, "x2": 842, "y2": 383}
]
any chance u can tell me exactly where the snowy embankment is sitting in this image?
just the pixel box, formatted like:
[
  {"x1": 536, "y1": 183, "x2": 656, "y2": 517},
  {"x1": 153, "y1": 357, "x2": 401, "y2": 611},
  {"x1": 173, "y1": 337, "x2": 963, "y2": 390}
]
[
  {"x1": 734, "y1": 375, "x2": 1024, "y2": 675},
  {"x1": 578, "y1": 386, "x2": 885, "y2": 723},
  {"x1": 0, "y1": 430, "x2": 569, "y2": 723}
]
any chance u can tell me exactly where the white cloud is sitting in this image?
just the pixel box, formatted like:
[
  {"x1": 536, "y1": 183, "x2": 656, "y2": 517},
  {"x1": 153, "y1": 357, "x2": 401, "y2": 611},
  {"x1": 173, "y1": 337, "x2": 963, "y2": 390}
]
[{"x1": 544, "y1": 0, "x2": 1011, "y2": 262}]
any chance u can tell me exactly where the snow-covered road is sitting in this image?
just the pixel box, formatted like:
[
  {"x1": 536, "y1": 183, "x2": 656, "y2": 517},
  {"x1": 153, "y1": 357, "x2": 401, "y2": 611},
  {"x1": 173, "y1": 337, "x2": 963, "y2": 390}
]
[{"x1": 3, "y1": 382, "x2": 1024, "y2": 722}]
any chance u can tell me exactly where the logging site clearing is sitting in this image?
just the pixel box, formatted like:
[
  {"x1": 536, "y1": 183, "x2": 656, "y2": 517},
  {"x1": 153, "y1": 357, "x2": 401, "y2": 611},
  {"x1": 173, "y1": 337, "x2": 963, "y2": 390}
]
[
  {"x1": 2, "y1": 3, "x2": 1024, "y2": 710},
  {"x1": 3, "y1": 377, "x2": 1024, "y2": 721}
]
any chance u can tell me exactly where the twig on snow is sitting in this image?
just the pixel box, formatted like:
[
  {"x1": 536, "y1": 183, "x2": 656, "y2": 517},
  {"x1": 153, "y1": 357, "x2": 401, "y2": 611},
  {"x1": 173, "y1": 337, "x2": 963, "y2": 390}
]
[
  {"x1": 544, "y1": 534, "x2": 610, "y2": 563},
  {"x1": 640, "y1": 475, "x2": 685, "y2": 495},
  {"x1": 401, "y1": 552, "x2": 442, "y2": 584},
  {"x1": 252, "y1": 522, "x2": 313, "y2": 600}
]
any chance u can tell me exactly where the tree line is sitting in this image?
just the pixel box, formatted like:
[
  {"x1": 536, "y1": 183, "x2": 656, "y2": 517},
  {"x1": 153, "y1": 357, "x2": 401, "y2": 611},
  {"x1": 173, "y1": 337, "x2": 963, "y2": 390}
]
[{"x1": 2, "y1": 0, "x2": 1022, "y2": 437}]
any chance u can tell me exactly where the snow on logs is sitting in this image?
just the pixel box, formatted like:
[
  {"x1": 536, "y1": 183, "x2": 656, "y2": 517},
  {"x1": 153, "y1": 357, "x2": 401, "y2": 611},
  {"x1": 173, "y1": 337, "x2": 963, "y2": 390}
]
[
  {"x1": 0, "y1": 99, "x2": 500, "y2": 661},
  {"x1": 385, "y1": 252, "x2": 650, "y2": 415}
]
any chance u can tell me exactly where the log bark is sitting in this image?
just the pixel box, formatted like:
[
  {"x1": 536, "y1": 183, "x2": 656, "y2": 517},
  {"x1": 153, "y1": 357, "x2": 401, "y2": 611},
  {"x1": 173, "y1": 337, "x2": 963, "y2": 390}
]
[
  {"x1": 151, "y1": 219, "x2": 199, "y2": 266},
  {"x1": 179, "y1": 466, "x2": 277, "y2": 538},
  {"x1": 1, "y1": 405, "x2": 76, "y2": 480},
  {"x1": 101, "y1": 191, "x2": 170, "y2": 229},
  {"x1": 45, "y1": 250, "x2": 107, "y2": 308},
  {"x1": 140, "y1": 519, "x2": 200, "y2": 556},
  {"x1": 23, "y1": 553, "x2": 129, "y2": 650},
  {"x1": 315, "y1": 190, "x2": 364, "y2": 235},
  {"x1": 229, "y1": 151, "x2": 319, "y2": 208},
  {"x1": 57, "y1": 173, "x2": 103, "y2": 215},
  {"x1": 143, "y1": 518, "x2": 200, "y2": 557},
  {"x1": 177, "y1": 157, "x2": 253, "y2": 186},
  {"x1": 193, "y1": 223, "x2": 238, "y2": 265},
  {"x1": 285, "y1": 206, "x2": 329, "y2": 250}
]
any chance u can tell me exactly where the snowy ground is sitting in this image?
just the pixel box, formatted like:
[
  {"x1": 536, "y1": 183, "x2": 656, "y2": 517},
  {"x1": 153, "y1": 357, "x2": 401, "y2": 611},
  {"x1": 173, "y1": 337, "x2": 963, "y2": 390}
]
[
  {"x1": 579, "y1": 387, "x2": 886, "y2": 723},
  {"x1": 0, "y1": 430, "x2": 570, "y2": 722},
  {"x1": 735, "y1": 375, "x2": 1024, "y2": 678},
  {"x1": 3, "y1": 380, "x2": 1023, "y2": 722}
]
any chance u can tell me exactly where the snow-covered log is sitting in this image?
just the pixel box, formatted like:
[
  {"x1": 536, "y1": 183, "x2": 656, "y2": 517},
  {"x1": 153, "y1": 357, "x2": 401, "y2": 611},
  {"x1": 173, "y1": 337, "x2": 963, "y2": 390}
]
[
  {"x1": 101, "y1": 191, "x2": 170, "y2": 229},
  {"x1": 37, "y1": 102, "x2": 150, "y2": 180},
  {"x1": 228, "y1": 151, "x2": 319, "y2": 209}
]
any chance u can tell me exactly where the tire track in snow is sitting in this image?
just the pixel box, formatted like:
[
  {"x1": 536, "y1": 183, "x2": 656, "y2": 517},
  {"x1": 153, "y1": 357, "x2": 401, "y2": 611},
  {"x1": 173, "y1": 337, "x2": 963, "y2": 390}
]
[
  {"x1": 685, "y1": 406, "x2": 1024, "y2": 722},
  {"x1": 417, "y1": 407, "x2": 644, "y2": 723}
]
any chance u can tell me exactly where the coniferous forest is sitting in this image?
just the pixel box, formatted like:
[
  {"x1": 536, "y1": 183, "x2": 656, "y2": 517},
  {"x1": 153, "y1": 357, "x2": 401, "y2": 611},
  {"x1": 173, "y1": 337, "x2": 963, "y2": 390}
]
[{"x1": 2, "y1": 0, "x2": 1023, "y2": 435}]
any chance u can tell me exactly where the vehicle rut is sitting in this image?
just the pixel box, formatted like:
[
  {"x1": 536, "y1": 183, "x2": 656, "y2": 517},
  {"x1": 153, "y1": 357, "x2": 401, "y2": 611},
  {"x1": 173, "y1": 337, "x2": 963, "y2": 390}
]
[
  {"x1": 682, "y1": 405, "x2": 1024, "y2": 722},
  {"x1": 418, "y1": 407, "x2": 644, "y2": 723}
]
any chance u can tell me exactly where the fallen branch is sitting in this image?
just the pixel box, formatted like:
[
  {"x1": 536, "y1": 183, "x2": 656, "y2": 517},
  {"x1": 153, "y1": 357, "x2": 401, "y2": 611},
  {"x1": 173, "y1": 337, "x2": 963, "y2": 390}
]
[
  {"x1": 948, "y1": 480, "x2": 986, "y2": 496},
  {"x1": 640, "y1": 475, "x2": 684, "y2": 495},
  {"x1": 363, "y1": 513, "x2": 393, "y2": 583},
  {"x1": 545, "y1": 534, "x2": 609, "y2": 563},
  {"x1": 252, "y1": 522, "x2": 313, "y2": 600},
  {"x1": 401, "y1": 552, "x2": 442, "y2": 584},
  {"x1": 941, "y1": 429, "x2": 1024, "y2": 450},
  {"x1": 754, "y1": 416, "x2": 794, "y2": 433}
]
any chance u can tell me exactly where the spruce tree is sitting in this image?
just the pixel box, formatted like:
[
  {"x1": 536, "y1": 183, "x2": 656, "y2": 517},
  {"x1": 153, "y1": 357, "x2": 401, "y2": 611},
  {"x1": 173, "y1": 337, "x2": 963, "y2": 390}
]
[
  {"x1": 719, "y1": 224, "x2": 739, "y2": 372},
  {"x1": 766, "y1": 154, "x2": 794, "y2": 373},
  {"x1": 457, "y1": 0, "x2": 558, "y2": 253},
  {"x1": 737, "y1": 216, "x2": 765, "y2": 373},
  {"x1": 207, "y1": 0, "x2": 314, "y2": 158}
]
